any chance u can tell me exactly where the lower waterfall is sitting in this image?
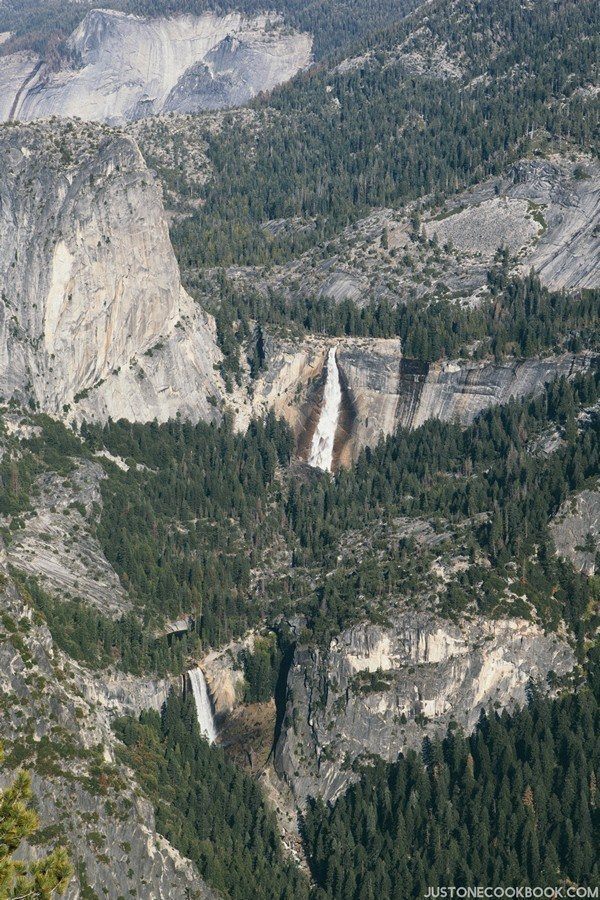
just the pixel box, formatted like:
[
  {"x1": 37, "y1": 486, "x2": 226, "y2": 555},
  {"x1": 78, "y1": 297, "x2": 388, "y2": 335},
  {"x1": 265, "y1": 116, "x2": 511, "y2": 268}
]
[
  {"x1": 188, "y1": 667, "x2": 217, "y2": 744},
  {"x1": 307, "y1": 346, "x2": 342, "y2": 473}
]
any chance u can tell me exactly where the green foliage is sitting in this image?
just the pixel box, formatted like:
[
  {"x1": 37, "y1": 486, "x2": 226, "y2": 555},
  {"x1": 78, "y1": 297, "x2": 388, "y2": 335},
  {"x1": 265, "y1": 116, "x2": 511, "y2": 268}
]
[
  {"x1": 114, "y1": 692, "x2": 309, "y2": 899},
  {"x1": 0, "y1": 0, "x2": 420, "y2": 60},
  {"x1": 75, "y1": 368, "x2": 599, "y2": 657},
  {"x1": 291, "y1": 369, "x2": 600, "y2": 641},
  {"x1": 199, "y1": 270, "x2": 599, "y2": 369},
  {"x1": 172, "y1": 0, "x2": 599, "y2": 268},
  {"x1": 0, "y1": 412, "x2": 89, "y2": 519},
  {"x1": 241, "y1": 634, "x2": 282, "y2": 703},
  {"x1": 82, "y1": 412, "x2": 293, "y2": 645},
  {"x1": 0, "y1": 451, "x2": 39, "y2": 518},
  {"x1": 304, "y1": 673, "x2": 600, "y2": 898},
  {"x1": 4, "y1": 368, "x2": 598, "y2": 672},
  {"x1": 0, "y1": 743, "x2": 72, "y2": 898},
  {"x1": 14, "y1": 573, "x2": 194, "y2": 676}
]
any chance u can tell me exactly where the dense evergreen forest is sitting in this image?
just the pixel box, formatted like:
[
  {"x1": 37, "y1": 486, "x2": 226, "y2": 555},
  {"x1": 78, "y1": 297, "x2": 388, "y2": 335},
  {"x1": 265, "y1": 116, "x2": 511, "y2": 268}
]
[
  {"x1": 116, "y1": 660, "x2": 599, "y2": 899},
  {"x1": 171, "y1": 0, "x2": 599, "y2": 268},
  {"x1": 1, "y1": 0, "x2": 598, "y2": 896},
  {"x1": 304, "y1": 665, "x2": 600, "y2": 898},
  {"x1": 115, "y1": 692, "x2": 310, "y2": 899},
  {"x1": 83, "y1": 367, "x2": 599, "y2": 649},
  {"x1": 2, "y1": 364, "x2": 597, "y2": 672},
  {"x1": 207, "y1": 270, "x2": 599, "y2": 383}
]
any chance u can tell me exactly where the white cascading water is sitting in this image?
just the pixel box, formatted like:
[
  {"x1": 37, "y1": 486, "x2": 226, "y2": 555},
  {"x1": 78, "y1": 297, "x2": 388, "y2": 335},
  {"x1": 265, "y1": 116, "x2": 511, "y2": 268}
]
[
  {"x1": 307, "y1": 346, "x2": 342, "y2": 473},
  {"x1": 188, "y1": 668, "x2": 217, "y2": 744}
]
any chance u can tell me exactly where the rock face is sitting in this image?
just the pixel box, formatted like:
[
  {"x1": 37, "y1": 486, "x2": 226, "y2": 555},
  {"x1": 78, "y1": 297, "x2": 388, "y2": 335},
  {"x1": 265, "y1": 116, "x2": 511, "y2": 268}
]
[
  {"x1": 0, "y1": 564, "x2": 214, "y2": 899},
  {"x1": 202, "y1": 633, "x2": 256, "y2": 718},
  {"x1": 4, "y1": 460, "x2": 131, "y2": 618},
  {"x1": 275, "y1": 613, "x2": 575, "y2": 804},
  {"x1": 0, "y1": 120, "x2": 222, "y2": 422},
  {"x1": 405, "y1": 354, "x2": 593, "y2": 429},
  {"x1": 0, "y1": 9, "x2": 312, "y2": 124},
  {"x1": 245, "y1": 335, "x2": 595, "y2": 466},
  {"x1": 513, "y1": 158, "x2": 600, "y2": 291},
  {"x1": 425, "y1": 156, "x2": 600, "y2": 292},
  {"x1": 551, "y1": 489, "x2": 600, "y2": 575},
  {"x1": 219, "y1": 154, "x2": 599, "y2": 317}
]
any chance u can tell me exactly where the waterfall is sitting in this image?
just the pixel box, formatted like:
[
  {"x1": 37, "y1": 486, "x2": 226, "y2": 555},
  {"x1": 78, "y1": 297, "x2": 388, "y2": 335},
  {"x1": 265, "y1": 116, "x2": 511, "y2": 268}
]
[
  {"x1": 308, "y1": 346, "x2": 342, "y2": 473},
  {"x1": 188, "y1": 668, "x2": 217, "y2": 744}
]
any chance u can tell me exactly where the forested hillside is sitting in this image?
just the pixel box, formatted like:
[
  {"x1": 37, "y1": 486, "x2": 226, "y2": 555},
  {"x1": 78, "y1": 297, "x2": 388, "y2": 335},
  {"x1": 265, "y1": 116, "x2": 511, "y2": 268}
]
[
  {"x1": 304, "y1": 665, "x2": 600, "y2": 898},
  {"x1": 0, "y1": 0, "x2": 421, "y2": 59},
  {"x1": 208, "y1": 269, "x2": 600, "y2": 381},
  {"x1": 115, "y1": 694, "x2": 310, "y2": 899},
  {"x1": 170, "y1": 0, "x2": 599, "y2": 268},
  {"x1": 0, "y1": 0, "x2": 598, "y2": 895},
  {"x1": 2, "y1": 363, "x2": 598, "y2": 672}
]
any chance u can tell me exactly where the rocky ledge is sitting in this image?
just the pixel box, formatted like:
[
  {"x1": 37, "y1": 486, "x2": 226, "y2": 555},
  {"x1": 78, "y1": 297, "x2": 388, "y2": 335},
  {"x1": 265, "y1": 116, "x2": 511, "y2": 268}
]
[
  {"x1": 243, "y1": 334, "x2": 595, "y2": 466},
  {"x1": 0, "y1": 563, "x2": 213, "y2": 898},
  {"x1": 275, "y1": 612, "x2": 575, "y2": 803}
]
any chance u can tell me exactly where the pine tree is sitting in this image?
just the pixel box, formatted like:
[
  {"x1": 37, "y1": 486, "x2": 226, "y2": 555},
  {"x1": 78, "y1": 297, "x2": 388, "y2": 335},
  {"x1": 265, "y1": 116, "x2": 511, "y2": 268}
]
[{"x1": 0, "y1": 744, "x2": 72, "y2": 898}]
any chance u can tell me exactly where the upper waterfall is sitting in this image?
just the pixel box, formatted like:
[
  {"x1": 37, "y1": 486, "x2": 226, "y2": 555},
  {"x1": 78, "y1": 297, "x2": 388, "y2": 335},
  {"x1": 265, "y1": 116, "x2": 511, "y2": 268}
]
[
  {"x1": 308, "y1": 346, "x2": 342, "y2": 473},
  {"x1": 189, "y1": 667, "x2": 217, "y2": 744}
]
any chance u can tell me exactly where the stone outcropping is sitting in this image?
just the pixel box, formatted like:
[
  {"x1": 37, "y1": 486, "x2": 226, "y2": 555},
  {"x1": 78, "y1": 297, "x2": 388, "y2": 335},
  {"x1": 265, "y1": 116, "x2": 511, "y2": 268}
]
[
  {"x1": 0, "y1": 563, "x2": 214, "y2": 899},
  {"x1": 275, "y1": 613, "x2": 575, "y2": 803},
  {"x1": 201, "y1": 633, "x2": 256, "y2": 718},
  {"x1": 244, "y1": 335, "x2": 595, "y2": 466},
  {"x1": 551, "y1": 489, "x2": 600, "y2": 575},
  {"x1": 218, "y1": 155, "x2": 599, "y2": 316},
  {"x1": 4, "y1": 460, "x2": 131, "y2": 618},
  {"x1": 0, "y1": 120, "x2": 222, "y2": 422},
  {"x1": 0, "y1": 9, "x2": 312, "y2": 124},
  {"x1": 514, "y1": 158, "x2": 600, "y2": 290},
  {"x1": 404, "y1": 354, "x2": 593, "y2": 429}
]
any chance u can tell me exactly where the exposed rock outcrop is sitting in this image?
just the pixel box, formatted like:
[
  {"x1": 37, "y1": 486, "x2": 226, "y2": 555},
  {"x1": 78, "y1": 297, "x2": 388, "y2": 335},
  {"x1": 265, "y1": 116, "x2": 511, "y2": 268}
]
[
  {"x1": 275, "y1": 613, "x2": 575, "y2": 803},
  {"x1": 0, "y1": 564, "x2": 214, "y2": 899},
  {"x1": 551, "y1": 489, "x2": 600, "y2": 575},
  {"x1": 514, "y1": 158, "x2": 600, "y2": 290},
  {"x1": 220, "y1": 154, "x2": 599, "y2": 311},
  {"x1": 0, "y1": 9, "x2": 312, "y2": 124},
  {"x1": 0, "y1": 120, "x2": 222, "y2": 422},
  {"x1": 243, "y1": 335, "x2": 595, "y2": 466},
  {"x1": 4, "y1": 459, "x2": 130, "y2": 618},
  {"x1": 201, "y1": 632, "x2": 257, "y2": 717},
  {"x1": 405, "y1": 353, "x2": 593, "y2": 429}
]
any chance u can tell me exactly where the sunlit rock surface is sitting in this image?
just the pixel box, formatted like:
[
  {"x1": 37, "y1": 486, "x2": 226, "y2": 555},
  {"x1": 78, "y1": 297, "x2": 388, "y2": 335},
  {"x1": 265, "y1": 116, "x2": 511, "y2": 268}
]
[
  {"x1": 551, "y1": 489, "x2": 600, "y2": 575},
  {"x1": 4, "y1": 460, "x2": 131, "y2": 618},
  {"x1": 276, "y1": 613, "x2": 575, "y2": 803},
  {"x1": 0, "y1": 9, "x2": 312, "y2": 124},
  {"x1": 0, "y1": 120, "x2": 222, "y2": 422},
  {"x1": 0, "y1": 563, "x2": 215, "y2": 898},
  {"x1": 244, "y1": 334, "x2": 595, "y2": 466}
]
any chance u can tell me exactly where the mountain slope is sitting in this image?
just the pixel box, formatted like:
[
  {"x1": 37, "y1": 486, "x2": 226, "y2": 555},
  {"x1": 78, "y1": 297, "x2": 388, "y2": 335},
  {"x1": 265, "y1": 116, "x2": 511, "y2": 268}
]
[
  {"x1": 0, "y1": 120, "x2": 222, "y2": 421},
  {"x1": 0, "y1": 9, "x2": 312, "y2": 123},
  {"x1": 0, "y1": 0, "x2": 422, "y2": 61},
  {"x1": 166, "y1": 0, "x2": 598, "y2": 270}
]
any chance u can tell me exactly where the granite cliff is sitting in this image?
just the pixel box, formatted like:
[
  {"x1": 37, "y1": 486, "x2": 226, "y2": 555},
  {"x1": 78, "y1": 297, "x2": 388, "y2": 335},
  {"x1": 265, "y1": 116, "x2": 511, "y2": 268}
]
[
  {"x1": 0, "y1": 120, "x2": 223, "y2": 423},
  {"x1": 219, "y1": 155, "x2": 600, "y2": 310},
  {"x1": 551, "y1": 489, "x2": 600, "y2": 576},
  {"x1": 242, "y1": 335, "x2": 595, "y2": 467},
  {"x1": 0, "y1": 562, "x2": 214, "y2": 898},
  {"x1": 0, "y1": 9, "x2": 311, "y2": 124},
  {"x1": 275, "y1": 612, "x2": 575, "y2": 803}
]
